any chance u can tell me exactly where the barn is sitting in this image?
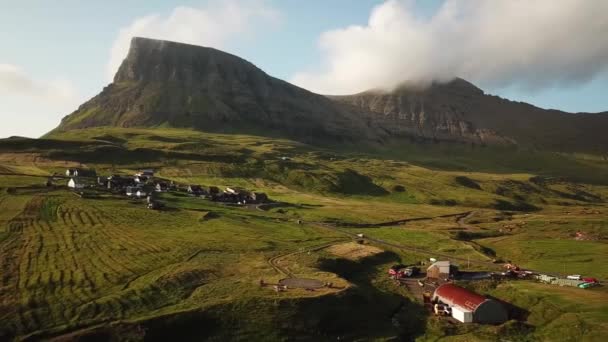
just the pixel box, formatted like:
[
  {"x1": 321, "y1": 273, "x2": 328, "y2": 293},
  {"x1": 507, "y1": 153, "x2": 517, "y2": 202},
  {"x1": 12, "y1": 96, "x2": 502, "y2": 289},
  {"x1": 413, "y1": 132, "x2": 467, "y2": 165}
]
[{"x1": 433, "y1": 284, "x2": 508, "y2": 324}]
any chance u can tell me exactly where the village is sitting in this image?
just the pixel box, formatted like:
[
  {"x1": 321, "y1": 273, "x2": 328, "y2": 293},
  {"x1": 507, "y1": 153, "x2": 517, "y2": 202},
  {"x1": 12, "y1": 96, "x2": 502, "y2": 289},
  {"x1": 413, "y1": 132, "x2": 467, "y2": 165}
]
[{"x1": 62, "y1": 167, "x2": 270, "y2": 209}]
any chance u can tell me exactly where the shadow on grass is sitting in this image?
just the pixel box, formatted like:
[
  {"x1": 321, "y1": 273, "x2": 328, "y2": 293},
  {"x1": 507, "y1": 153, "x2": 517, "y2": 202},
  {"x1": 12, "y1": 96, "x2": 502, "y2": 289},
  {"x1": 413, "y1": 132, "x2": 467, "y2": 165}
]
[{"x1": 316, "y1": 251, "x2": 429, "y2": 341}]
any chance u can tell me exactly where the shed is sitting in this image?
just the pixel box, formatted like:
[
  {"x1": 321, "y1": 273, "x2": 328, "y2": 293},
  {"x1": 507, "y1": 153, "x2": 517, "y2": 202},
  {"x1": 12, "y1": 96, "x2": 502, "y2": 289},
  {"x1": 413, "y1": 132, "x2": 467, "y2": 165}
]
[
  {"x1": 433, "y1": 284, "x2": 508, "y2": 324},
  {"x1": 427, "y1": 261, "x2": 458, "y2": 279}
]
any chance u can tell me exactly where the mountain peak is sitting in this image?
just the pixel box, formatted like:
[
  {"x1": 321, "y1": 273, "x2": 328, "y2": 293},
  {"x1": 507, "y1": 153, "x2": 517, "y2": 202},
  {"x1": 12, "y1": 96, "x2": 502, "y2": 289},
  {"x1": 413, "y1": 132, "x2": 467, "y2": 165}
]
[
  {"x1": 55, "y1": 38, "x2": 377, "y2": 142},
  {"x1": 114, "y1": 37, "x2": 260, "y2": 83}
]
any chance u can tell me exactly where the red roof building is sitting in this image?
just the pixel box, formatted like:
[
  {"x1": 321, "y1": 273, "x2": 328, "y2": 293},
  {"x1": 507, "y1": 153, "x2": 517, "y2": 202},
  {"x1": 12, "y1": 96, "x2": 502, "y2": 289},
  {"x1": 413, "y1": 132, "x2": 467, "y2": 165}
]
[{"x1": 433, "y1": 284, "x2": 508, "y2": 324}]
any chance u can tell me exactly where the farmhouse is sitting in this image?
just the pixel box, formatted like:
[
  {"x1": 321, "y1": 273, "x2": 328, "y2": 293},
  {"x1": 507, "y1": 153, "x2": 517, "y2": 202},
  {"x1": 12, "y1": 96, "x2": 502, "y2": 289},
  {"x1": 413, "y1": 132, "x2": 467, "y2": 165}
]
[
  {"x1": 67, "y1": 178, "x2": 85, "y2": 189},
  {"x1": 433, "y1": 284, "x2": 508, "y2": 324},
  {"x1": 427, "y1": 261, "x2": 458, "y2": 280}
]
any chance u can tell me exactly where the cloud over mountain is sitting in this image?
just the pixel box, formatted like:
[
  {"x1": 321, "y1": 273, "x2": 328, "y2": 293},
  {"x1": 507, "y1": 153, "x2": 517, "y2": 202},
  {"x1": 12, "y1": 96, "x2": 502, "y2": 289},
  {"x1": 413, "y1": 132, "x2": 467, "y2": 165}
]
[
  {"x1": 291, "y1": 0, "x2": 608, "y2": 94},
  {"x1": 107, "y1": 0, "x2": 281, "y2": 81}
]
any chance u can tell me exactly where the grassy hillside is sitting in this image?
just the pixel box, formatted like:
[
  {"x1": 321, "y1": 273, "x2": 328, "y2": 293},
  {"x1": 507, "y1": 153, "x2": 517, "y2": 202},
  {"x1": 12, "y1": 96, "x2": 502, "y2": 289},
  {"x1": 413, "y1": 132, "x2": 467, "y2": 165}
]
[{"x1": 1, "y1": 127, "x2": 607, "y2": 341}]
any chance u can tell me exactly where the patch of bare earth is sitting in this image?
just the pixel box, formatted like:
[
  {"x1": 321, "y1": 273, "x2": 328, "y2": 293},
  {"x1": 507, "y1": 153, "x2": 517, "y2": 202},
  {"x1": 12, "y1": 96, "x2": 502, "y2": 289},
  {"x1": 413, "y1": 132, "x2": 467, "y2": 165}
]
[{"x1": 326, "y1": 242, "x2": 383, "y2": 260}]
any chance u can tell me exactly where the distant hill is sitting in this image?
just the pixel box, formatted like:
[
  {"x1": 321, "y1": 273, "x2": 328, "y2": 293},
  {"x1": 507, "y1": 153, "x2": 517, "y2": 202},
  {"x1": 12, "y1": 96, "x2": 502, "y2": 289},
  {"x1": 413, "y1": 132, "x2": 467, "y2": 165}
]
[{"x1": 52, "y1": 37, "x2": 608, "y2": 153}]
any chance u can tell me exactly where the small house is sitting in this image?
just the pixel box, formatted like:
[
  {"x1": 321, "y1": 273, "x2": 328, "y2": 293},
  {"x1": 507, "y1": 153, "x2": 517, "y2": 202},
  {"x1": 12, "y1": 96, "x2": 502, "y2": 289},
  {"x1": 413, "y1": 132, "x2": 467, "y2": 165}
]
[
  {"x1": 67, "y1": 178, "x2": 85, "y2": 189},
  {"x1": 155, "y1": 182, "x2": 168, "y2": 192},
  {"x1": 427, "y1": 261, "x2": 458, "y2": 280},
  {"x1": 433, "y1": 284, "x2": 508, "y2": 324},
  {"x1": 187, "y1": 185, "x2": 206, "y2": 195}
]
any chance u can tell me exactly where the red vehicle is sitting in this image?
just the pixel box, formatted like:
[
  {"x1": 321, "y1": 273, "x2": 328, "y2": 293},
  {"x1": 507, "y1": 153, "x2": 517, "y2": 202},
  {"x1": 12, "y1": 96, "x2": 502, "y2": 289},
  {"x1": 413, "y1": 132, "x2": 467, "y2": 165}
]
[{"x1": 583, "y1": 277, "x2": 599, "y2": 283}]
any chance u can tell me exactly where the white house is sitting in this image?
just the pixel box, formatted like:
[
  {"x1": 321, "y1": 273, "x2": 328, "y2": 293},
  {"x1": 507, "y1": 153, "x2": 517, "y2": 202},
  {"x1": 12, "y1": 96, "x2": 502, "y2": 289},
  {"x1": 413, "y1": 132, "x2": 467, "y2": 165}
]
[{"x1": 67, "y1": 178, "x2": 85, "y2": 189}]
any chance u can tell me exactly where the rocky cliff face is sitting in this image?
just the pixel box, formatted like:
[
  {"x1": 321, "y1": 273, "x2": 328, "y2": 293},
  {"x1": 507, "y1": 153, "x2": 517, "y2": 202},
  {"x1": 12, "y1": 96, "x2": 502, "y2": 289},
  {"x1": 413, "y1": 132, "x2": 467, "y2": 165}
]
[
  {"x1": 333, "y1": 78, "x2": 608, "y2": 152},
  {"x1": 331, "y1": 79, "x2": 514, "y2": 145},
  {"x1": 56, "y1": 37, "x2": 381, "y2": 142}
]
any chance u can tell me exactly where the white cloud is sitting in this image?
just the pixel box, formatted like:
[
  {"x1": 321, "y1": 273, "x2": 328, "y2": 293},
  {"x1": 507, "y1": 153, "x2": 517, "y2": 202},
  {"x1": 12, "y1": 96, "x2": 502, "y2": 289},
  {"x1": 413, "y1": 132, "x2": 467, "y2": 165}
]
[
  {"x1": 0, "y1": 63, "x2": 80, "y2": 138},
  {"x1": 0, "y1": 64, "x2": 76, "y2": 102},
  {"x1": 291, "y1": 0, "x2": 608, "y2": 94},
  {"x1": 107, "y1": 0, "x2": 281, "y2": 81}
]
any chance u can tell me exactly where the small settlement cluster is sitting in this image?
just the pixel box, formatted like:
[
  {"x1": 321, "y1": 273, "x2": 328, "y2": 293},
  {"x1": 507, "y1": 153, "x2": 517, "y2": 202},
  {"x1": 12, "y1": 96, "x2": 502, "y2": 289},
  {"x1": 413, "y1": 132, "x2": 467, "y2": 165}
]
[
  {"x1": 388, "y1": 259, "x2": 601, "y2": 324},
  {"x1": 65, "y1": 168, "x2": 270, "y2": 208}
]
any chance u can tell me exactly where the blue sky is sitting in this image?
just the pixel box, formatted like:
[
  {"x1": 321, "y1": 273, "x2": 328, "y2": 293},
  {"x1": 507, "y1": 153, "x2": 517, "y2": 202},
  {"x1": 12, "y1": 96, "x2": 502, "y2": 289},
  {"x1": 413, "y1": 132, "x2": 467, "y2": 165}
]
[{"x1": 1, "y1": 0, "x2": 607, "y2": 138}]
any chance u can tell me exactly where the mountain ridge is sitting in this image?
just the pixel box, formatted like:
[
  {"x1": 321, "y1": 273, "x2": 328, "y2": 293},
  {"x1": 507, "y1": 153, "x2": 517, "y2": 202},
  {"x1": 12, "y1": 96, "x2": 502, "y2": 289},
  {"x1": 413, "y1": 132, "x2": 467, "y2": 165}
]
[{"x1": 53, "y1": 37, "x2": 608, "y2": 153}]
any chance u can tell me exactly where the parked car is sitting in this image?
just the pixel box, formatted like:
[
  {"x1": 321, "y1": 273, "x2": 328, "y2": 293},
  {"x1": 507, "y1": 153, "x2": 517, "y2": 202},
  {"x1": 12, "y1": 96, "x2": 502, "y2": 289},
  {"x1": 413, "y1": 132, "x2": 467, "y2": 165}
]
[{"x1": 567, "y1": 275, "x2": 582, "y2": 280}]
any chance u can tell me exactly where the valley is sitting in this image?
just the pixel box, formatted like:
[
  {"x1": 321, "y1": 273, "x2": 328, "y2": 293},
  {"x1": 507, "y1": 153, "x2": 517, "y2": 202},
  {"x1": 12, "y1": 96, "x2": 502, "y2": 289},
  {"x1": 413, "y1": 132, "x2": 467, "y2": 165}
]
[{"x1": 1, "y1": 127, "x2": 607, "y2": 341}]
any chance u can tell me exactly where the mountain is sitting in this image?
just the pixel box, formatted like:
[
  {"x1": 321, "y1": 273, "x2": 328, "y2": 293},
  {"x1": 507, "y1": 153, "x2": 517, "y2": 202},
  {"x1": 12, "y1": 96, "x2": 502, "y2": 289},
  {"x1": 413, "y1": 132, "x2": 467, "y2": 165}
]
[
  {"x1": 54, "y1": 37, "x2": 381, "y2": 142},
  {"x1": 53, "y1": 37, "x2": 608, "y2": 153},
  {"x1": 333, "y1": 78, "x2": 608, "y2": 152}
]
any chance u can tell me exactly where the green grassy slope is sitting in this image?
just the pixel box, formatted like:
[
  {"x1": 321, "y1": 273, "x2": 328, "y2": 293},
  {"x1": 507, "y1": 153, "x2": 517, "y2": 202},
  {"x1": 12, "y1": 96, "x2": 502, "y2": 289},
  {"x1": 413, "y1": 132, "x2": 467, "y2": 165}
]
[{"x1": 1, "y1": 127, "x2": 607, "y2": 341}]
